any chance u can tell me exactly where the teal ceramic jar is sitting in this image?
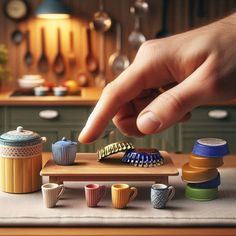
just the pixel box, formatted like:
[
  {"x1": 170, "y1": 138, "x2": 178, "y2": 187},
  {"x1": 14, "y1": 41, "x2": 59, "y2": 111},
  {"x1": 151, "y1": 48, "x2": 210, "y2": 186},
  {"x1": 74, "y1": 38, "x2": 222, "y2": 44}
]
[{"x1": 52, "y1": 137, "x2": 77, "y2": 165}]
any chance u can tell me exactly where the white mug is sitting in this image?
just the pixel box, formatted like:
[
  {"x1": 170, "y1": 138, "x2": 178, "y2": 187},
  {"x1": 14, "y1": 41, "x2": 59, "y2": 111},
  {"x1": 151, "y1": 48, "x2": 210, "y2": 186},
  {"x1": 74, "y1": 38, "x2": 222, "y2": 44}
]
[{"x1": 41, "y1": 183, "x2": 64, "y2": 208}]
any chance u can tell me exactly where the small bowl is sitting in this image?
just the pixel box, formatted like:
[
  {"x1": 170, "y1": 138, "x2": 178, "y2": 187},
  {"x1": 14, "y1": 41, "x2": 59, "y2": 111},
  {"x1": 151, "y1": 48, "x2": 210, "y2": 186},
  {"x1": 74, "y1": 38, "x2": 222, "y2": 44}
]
[
  {"x1": 53, "y1": 86, "x2": 68, "y2": 96},
  {"x1": 34, "y1": 86, "x2": 49, "y2": 96},
  {"x1": 182, "y1": 163, "x2": 218, "y2": 183},
  {"x1": 185, "y1": 184, "x2": 218, "y2": 201}
]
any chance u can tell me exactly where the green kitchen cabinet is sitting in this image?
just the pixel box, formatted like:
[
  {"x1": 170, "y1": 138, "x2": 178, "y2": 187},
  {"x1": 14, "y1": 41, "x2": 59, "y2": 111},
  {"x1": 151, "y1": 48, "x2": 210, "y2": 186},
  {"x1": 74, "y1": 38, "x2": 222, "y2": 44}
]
[
  {"x1": 0, "y1": 107, "x2": 4, "y2": 134},
  {"x1": 177, "y1": 106, "x2": 236, "y2": 153},
  {"x1": 1, "y1": 105, "x2": 236, "y2": 153}
]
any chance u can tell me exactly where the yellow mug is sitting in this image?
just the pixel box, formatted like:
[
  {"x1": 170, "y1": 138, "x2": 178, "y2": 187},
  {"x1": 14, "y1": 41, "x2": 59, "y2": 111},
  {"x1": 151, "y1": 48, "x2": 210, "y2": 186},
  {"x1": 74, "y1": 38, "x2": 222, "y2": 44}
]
[{"x1": 111, "y1": 184, "x2": 138, "y2": 209}]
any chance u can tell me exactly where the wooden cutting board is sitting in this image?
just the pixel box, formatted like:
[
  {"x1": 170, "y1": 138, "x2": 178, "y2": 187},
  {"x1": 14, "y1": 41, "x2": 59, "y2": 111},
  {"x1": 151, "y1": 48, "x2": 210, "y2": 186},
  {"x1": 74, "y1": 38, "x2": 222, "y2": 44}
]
[{"x1": 40, "y1": 151, "x2": 179, "y2": 184}]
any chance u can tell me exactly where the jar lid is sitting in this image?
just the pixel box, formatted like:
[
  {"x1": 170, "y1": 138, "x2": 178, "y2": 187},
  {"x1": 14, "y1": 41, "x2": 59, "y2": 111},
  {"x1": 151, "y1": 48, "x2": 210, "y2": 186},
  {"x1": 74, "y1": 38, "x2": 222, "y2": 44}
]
[
  {"x1": 0, "y1": 126, "x2": 41, "y2": 145},
  {"x1": 53, "y1": 137, "x2": 77, "y2": 147},
  {"x1": 192, "y1": 138, "x2": 229, "y2": 158}
]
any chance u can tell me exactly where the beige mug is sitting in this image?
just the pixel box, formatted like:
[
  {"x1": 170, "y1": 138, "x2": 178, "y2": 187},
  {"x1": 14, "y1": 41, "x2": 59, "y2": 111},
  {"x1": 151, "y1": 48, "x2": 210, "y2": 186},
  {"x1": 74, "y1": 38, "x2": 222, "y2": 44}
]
[
  {"x1": 41, "y1": 183, "x2": 65, "y2": 208},
  {"x1": 111, "y1": 184, "x2": 138, "y2": 209}
]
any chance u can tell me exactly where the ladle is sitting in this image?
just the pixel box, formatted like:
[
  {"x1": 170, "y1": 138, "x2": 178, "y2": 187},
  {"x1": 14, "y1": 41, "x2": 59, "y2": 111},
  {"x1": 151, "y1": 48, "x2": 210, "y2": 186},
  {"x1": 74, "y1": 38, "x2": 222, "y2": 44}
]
[
  {"x1": 37, "y1": 28, "x2": 49, "y2": 73},
  {"x1": 130, "y1": 0, "x2": 149, "y2": 16},
  {"x1": 128, "y1": 16, "x2": 146, "y2": 49},
  {"x1": 155, "y1": 0, "x2": 169, "y2": 38},
  {"x1": 109, "y1": 23, "x2": 129, "y2": 75},
  {"x1": 52, "y1": 28, "x2": 66, "y2": 76},
  {"x1": 91, "y1": 0, "x2": 112, "y2": 33},
  {"x1": 85, "y1": 27, "x2": 98, "y2": 73},
  {"x1": 24, "y1": 30, "x2": 33, "y2": 66},
  {"x1": 11, "y1": 28, "x2": 24, "y2": 45}
]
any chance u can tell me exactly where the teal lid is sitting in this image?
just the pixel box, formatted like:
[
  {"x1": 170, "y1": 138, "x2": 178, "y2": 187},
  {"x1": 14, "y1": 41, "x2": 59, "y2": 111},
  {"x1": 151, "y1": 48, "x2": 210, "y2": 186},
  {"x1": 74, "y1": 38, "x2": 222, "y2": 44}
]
[
  {"x1": 0, "y1": 126, "x2": 42, "y2": 146},
  {"x1": 53, "y1": 137, "x2": 77, "y2": 147}
]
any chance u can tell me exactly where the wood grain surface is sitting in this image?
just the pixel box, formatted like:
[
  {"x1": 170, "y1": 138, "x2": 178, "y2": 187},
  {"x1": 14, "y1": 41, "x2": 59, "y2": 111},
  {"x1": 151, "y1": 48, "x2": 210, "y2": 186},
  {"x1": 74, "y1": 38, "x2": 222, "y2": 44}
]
[{"x1": 41, "y1": 151, "x2": 179, "y2": 179}]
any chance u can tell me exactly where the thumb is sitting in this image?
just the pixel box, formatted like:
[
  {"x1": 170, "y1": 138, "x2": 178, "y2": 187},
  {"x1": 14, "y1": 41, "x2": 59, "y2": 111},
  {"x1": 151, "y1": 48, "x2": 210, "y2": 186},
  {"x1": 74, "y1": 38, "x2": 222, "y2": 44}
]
[{"x1": 136, "y1": 65, "x2": 210, "y2": 134}]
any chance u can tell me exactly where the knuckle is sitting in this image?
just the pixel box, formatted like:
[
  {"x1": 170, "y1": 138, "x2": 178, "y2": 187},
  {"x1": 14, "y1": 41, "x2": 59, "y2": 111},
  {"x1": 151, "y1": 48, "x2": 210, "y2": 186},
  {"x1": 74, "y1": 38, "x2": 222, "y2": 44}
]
[{"x1": 158, "y1": 91, "x2": 186, "y2": 114}]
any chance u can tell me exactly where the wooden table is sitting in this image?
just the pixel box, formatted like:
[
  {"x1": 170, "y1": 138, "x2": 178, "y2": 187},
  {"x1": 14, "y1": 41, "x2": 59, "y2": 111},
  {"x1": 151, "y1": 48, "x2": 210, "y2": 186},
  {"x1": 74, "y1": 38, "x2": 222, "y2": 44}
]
[
  {"x1": 0, "y1": 153, "x2": 236, "y2": 236},
  {"x1": 40, "y1": 151, "x2": 178, "y2": 185}
]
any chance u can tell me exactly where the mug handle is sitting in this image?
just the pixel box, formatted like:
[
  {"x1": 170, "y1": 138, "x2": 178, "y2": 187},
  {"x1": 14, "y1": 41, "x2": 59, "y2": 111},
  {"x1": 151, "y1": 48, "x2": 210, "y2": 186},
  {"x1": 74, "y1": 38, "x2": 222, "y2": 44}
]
[
  {"x1": 128, "y1": 187, "x2": 138, "y2": 202},
  {"x1": 167, "y1": 186, "x2": 175, "y2": 202},
  {"x1": 57, "y1": 184, "x2": 65, "y2": 200},
  {"x1": 99, "y1": 185, "x2": 106, "y2": 200}
]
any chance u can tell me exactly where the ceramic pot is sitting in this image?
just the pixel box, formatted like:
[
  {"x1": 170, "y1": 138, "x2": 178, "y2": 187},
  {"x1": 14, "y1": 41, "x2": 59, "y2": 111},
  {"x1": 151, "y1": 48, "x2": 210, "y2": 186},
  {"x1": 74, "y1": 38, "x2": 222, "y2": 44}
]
[
  {"x1": 52, "y1": 137, "x2": 77, "y2": 165},
  {"x1": 0, "y1": 126, "x2": 46, "y2": 193}
]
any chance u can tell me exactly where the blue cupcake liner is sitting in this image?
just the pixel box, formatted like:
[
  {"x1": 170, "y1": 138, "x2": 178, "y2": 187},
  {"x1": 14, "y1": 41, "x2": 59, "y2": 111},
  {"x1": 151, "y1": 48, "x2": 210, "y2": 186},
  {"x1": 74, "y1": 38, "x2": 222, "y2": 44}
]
[{"x1": 192, "y1": 138, "x2": 229, "y2": 158}]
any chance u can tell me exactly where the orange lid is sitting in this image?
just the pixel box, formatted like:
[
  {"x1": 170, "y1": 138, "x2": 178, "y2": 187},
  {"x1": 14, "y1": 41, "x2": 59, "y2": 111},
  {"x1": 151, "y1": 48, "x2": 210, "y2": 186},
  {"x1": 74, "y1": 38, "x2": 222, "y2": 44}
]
[
  {"x1": 189, "y1": 154, "x2": 224, "y2": 169},
  {"x1": 182, "y1": 163, "x2": 218, "y2": 183}
]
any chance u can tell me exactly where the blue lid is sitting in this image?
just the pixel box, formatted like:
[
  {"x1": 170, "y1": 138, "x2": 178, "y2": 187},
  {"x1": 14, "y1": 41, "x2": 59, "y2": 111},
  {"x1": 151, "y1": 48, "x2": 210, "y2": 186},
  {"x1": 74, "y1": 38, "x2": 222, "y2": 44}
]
[
  {"x1": 0, "y1": 126, "x2": 41, "y2": 145},
  {"x1": 189, "y1": 172, "x2": 221, "y2": 189},
  {"x1": 192, "y1": 138, "x2": 229, "y2": 158},
  {"x1": 53, "y1": 137, "x2": 77, "y2": 147}
]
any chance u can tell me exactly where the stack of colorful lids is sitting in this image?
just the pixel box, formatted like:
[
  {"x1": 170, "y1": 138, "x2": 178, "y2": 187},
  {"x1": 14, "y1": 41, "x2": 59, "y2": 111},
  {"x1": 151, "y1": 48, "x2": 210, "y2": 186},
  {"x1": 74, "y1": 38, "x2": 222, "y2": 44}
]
[{"x1": 182, "y1": 138, "x2": 229, "y2": 201}]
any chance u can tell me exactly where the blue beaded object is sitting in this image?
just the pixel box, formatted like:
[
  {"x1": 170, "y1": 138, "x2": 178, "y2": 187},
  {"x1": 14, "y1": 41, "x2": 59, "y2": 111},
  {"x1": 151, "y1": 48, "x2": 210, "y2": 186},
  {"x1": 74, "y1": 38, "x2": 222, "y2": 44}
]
[
  {"x1": 189, "y1": 172, "x2": 221, "y2": 189},
  {"x1": 122, "y1": 149, "x2": 164, "y2": 167},
  {"x1": 192, "y1": 138, "x2": 229, "y2": 158}
]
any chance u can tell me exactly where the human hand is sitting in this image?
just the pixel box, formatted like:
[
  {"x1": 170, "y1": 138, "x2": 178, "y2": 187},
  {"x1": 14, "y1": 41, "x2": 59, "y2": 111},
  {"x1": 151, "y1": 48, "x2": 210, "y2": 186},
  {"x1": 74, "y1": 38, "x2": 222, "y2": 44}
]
[{"x1": 79, "y1": 13, "x2": 236, "y2": 143}]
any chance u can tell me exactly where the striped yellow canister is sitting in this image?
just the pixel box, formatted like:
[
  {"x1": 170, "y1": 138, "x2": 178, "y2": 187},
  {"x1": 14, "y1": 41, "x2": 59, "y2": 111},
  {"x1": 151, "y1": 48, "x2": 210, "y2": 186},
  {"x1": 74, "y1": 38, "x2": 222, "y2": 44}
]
[
  {"x1": 111, "y1": 184, "x2": 138, "y2": 209},
  {"x1": 0, "y1": 126, "x2": 46, "y2": 193}
]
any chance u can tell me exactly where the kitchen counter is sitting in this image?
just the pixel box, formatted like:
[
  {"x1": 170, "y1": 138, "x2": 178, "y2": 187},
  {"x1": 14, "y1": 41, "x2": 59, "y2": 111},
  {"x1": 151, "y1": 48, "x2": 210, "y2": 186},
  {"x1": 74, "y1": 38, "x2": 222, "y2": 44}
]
[
  {"x1": 0, "y1": 153, "x2": 235, "y2": 236},
  {"x1": 1, "y1": 88, "x2": 236, "y2": 106},
  {"x1": 0, "y1": 87, "x2": 102, "y2": 106}
]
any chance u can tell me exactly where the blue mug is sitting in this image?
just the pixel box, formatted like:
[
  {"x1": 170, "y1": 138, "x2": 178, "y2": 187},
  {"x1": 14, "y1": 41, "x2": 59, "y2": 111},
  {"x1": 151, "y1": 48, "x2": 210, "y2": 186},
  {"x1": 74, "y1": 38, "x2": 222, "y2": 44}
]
[{"x1": 52, "y1": 137, "x2": 77, "y2": 165}]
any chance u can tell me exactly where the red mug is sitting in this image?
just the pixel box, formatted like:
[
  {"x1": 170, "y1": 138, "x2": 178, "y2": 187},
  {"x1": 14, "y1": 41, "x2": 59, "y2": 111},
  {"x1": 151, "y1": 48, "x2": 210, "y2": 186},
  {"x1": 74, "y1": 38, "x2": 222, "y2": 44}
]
[{"x1": 84, "y1": 184, "x2": 106, "y2": 207}]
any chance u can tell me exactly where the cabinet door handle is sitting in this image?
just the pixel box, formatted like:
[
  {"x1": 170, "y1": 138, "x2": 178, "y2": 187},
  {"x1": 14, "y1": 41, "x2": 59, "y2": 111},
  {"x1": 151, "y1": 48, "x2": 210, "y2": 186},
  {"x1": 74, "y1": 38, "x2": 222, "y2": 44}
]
[
  {"x1": 208, "y1": 109, "x2": 228, "y2": 120},
  {"x1": 39, "y1": 110, "x2": 59, "y2": 120}
]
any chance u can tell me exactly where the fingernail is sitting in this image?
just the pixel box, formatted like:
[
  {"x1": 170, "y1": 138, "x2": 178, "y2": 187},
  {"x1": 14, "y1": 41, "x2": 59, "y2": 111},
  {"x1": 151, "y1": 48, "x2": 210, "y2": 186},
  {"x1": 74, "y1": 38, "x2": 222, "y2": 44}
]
[
  {"x1": 78, "y1": 126, "x2": 89, "y2": 142},
  {"x1": 138, "y1": 112, "x2": 161, "y2": 134}
]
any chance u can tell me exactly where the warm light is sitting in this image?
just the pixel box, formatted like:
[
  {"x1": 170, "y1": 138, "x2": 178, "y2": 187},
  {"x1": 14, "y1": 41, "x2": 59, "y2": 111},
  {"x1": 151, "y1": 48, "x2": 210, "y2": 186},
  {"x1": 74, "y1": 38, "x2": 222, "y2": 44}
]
[{"x1": 37, "y1": 14, "x2": 70, "y2": 20}]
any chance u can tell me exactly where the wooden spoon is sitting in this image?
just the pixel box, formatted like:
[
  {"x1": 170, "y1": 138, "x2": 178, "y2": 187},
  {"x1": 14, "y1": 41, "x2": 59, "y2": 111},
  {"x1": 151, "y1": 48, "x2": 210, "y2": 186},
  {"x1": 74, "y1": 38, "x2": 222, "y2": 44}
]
[
  {"x1": 53, "y1": 28, "x2": 66, "y2": 76},
  {"x1": 68, "y1": 30, "x2": 76, "y2": 66},
  {"x1": 24, "y1": 30, "x2": 33, "y2": 66},
  {"x1": 85, "y1": 27, "x2": 98, "y2": 73},
  {"x1": 37, "y1": 28, "x2": 49, "y2": 73}
]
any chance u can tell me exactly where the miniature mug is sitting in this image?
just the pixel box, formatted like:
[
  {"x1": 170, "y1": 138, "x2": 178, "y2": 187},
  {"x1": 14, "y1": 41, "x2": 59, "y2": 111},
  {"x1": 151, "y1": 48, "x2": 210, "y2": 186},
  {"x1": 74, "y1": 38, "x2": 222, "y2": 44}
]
[
  {"x1": 84, "y1": 184, "x2": 106, "y2": 207},
  {"x1": 151, "y1": 183, "x2": 175, "y2": 209},
  {"x1": 111, "y1": 184, "x2": 138, "y2": 209},
  {"x1": 41, "y1": 183, "x2": 65, "y2": 208}
]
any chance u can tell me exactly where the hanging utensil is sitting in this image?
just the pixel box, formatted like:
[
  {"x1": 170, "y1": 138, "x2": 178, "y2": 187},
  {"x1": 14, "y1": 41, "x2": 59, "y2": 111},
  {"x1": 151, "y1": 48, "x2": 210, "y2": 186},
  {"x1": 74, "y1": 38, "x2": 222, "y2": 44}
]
[
  {"x1": 52, "y1": 28, "x2": 66, "y2": 76},
  {"x1": 95, "y1": 33, "x2": 106, "y2": 88},
  {"x1": 155, "y1": 0, "x2": 169, "y2": 38},
  {"x1": 197, "y1": 0, "x2": 207, "y2": 18},
  {"x1": 37, "y1": 28, "x2": 49, "y2": 73},
  {"x1": 85, "y1": 27, "x2": 98, "y2": 73},
  {"x1": 24, "y1": 30, "x2": 33, "y2": 66},
  {"x1": 128, "y1": 16, "x2": 146, "y2": 49},
  {"x1": 109, "y1": 23, "x2": 130, "y2": 75},
  {"x1": 11, "y1": 28, "x2": 24, "y2": 45},
  {"x1": 130, "y1": 0, "x2": 149, "y2": 16},
  {"x1": 68, "y1": 30, "x2": 76, "y2": 66},
  {"x1": 91, "y1": 0, "x2": 112, "y2": 33},
  {"x1": 188, "y1": 0, "x2": 194, "y2": 29}
]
